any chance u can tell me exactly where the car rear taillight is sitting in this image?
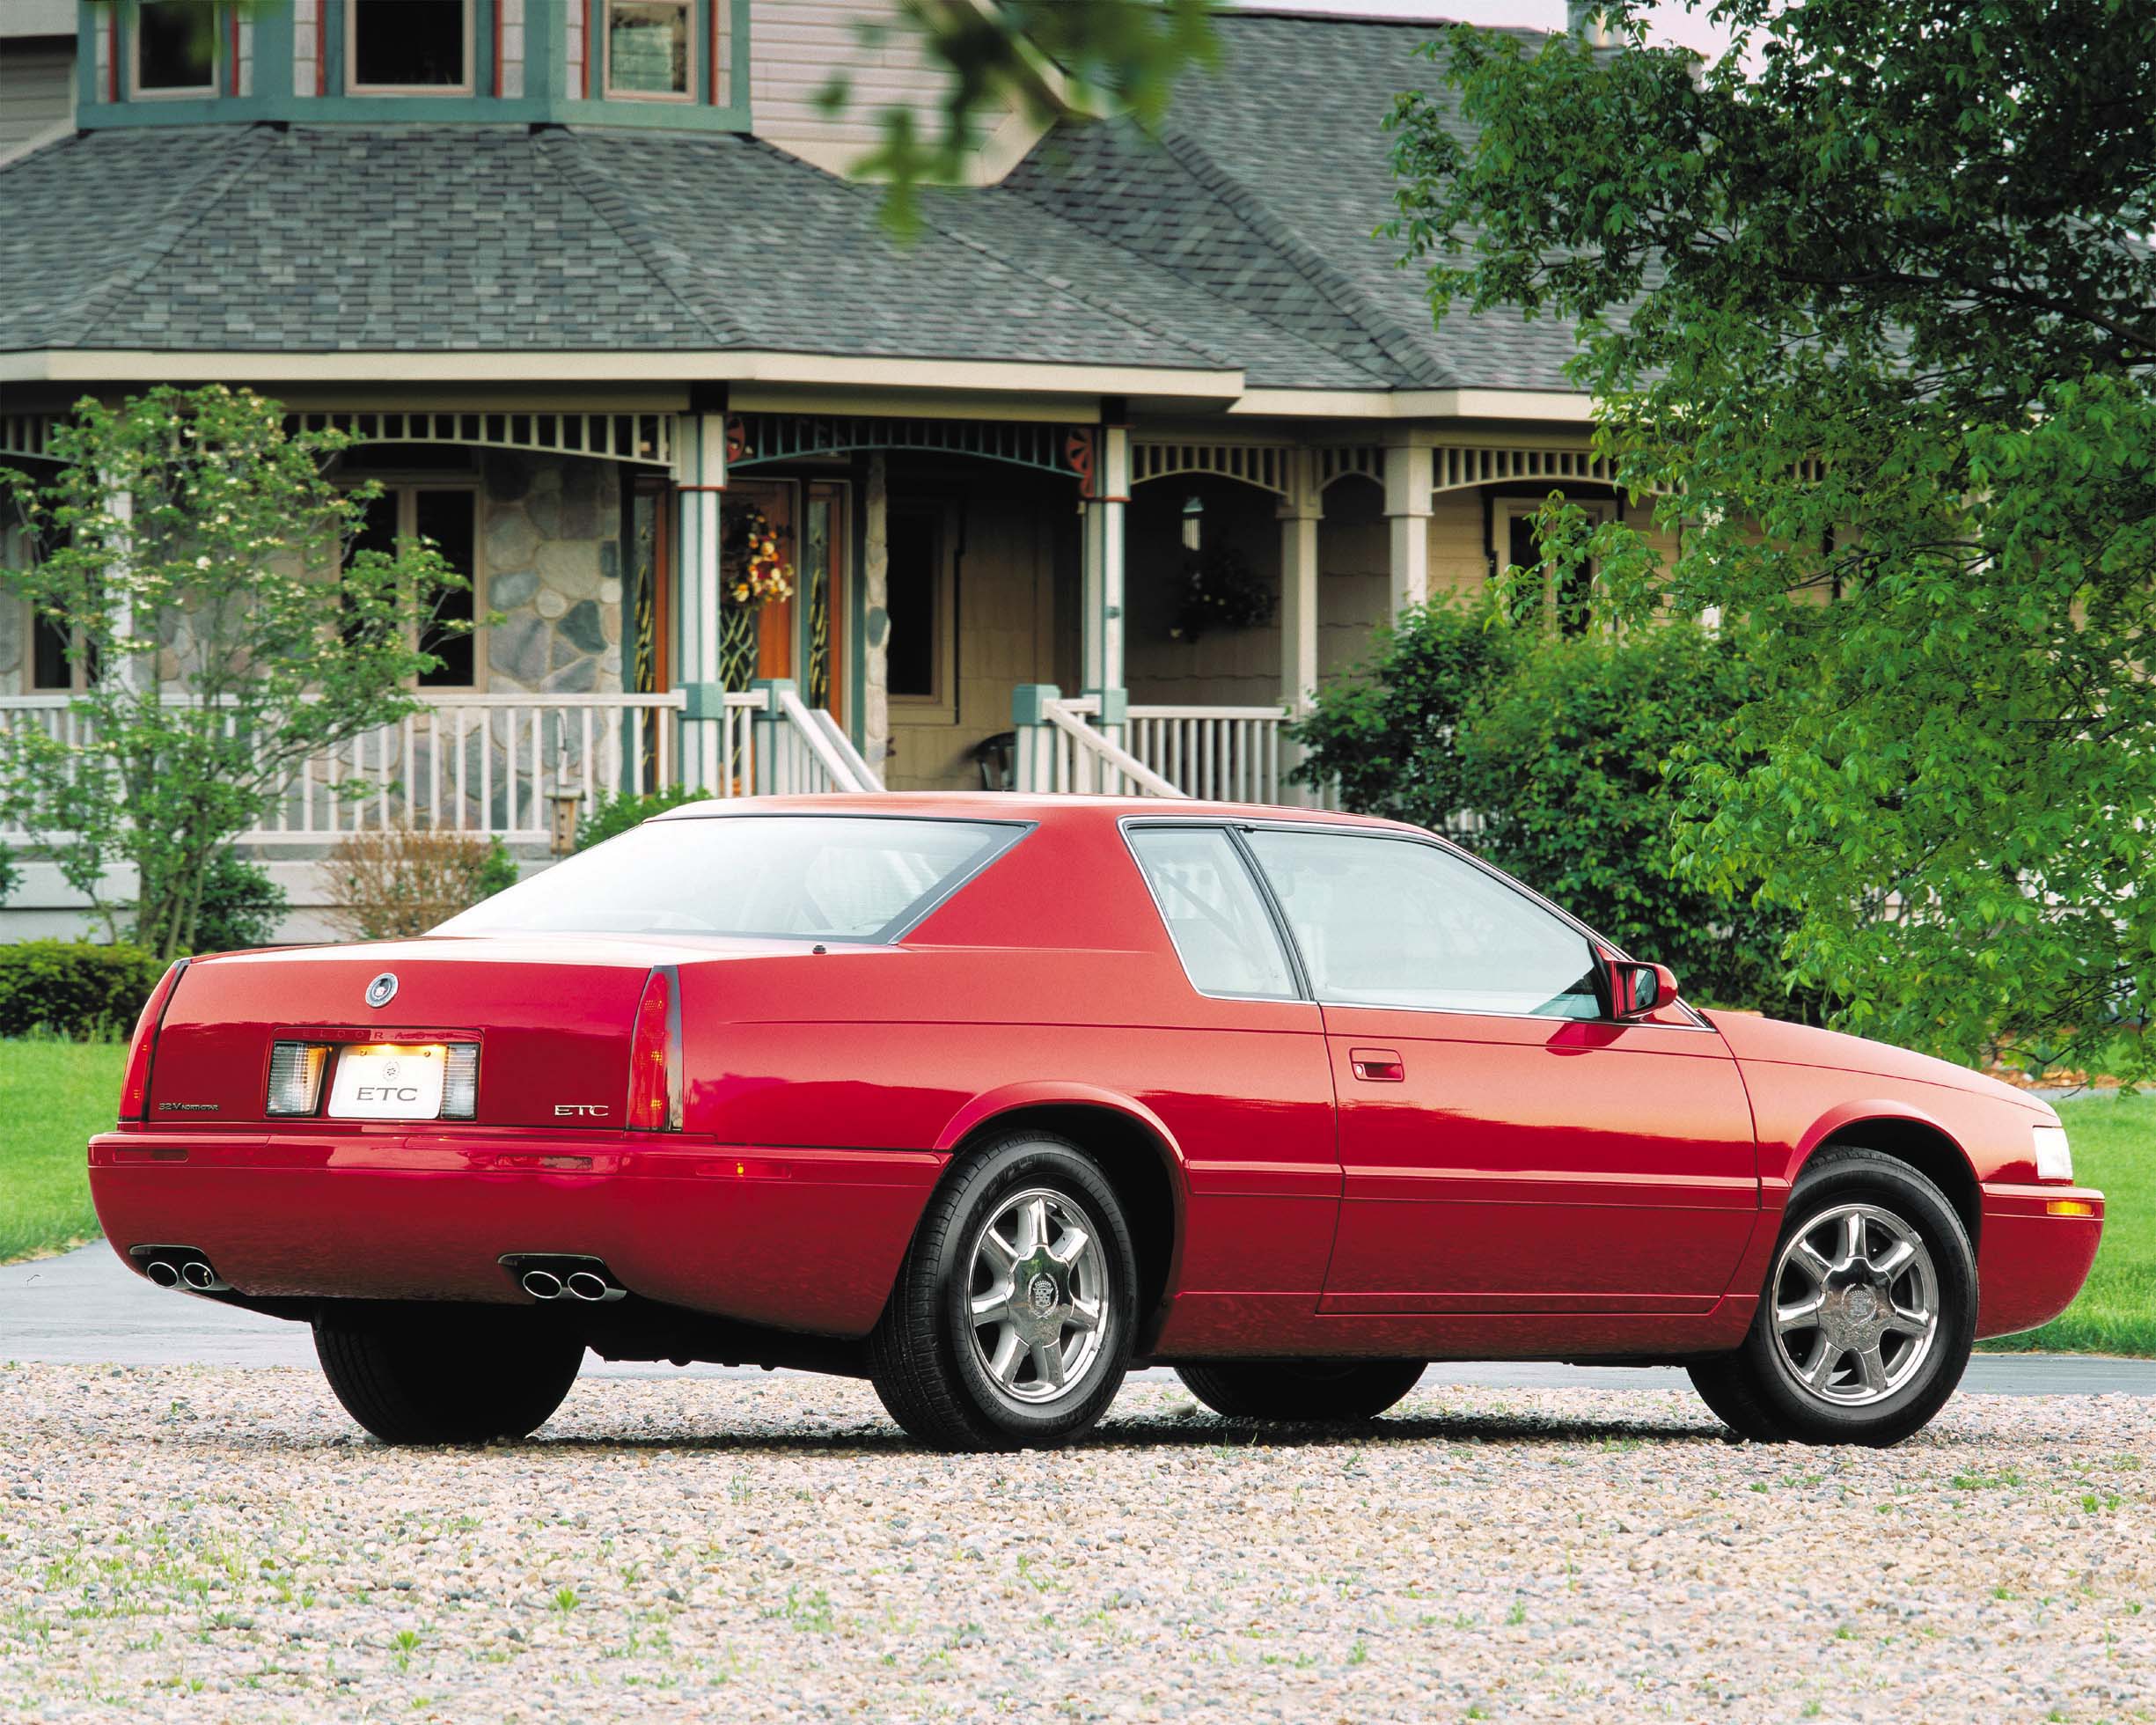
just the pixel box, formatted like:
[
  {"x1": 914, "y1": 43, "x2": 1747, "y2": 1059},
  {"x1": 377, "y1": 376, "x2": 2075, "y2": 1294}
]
[
  {"x1": 266, "y1": 1041, "x2": 330, "y2": 1115},
  {"x1": 119, "y1": 959, "x2": 188, "y2": 1122},
  {"x1": 626, "y1": 965, "x2": 683, "y2": 1132}
]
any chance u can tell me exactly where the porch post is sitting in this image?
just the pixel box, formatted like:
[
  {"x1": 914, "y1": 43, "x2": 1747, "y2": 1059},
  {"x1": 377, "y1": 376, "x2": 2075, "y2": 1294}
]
[
  {"x1": 1080, "y1": 416, "x2": 1131, "y2": 726},
  {"x1": 1382, "y1": 443, "x2": 1434, "y2": 619},
  {"x1": 861, "y1": 451, "x2": 890, "y2": 779},
  {"x1": 1277, "y1": 450, "x2": 1322, "y2": 711},
  {"x1": 672, "y1": 408, "x2": 727, "y2": 790}
]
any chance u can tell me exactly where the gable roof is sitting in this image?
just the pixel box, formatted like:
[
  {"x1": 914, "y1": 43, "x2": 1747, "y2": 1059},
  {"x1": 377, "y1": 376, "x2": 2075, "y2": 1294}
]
[{"x1": 0, "y1": 13, "x2": 1583, "y2": 397}]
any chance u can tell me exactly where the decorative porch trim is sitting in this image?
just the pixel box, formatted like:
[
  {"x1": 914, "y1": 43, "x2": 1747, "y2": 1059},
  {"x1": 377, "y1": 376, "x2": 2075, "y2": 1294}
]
[
  {"x1": 1431, "y1": 443, "x2": 1624, "y2": 496},
  {"x1": 289, "y1": 409, "x2": 673, "y2": 466},
  {"x1": 1129, "y1": 439, "x2": 1294, "y2": 497},
  {"x1": 1315, "y1": 445, "x2": 1382, "y2": 491},
  {"x1": 727, "y1": 412, "x2": 1082, "y2": 479},
  {"x1": 0, "y1": 414, "x2": 55, "y2": 464}
]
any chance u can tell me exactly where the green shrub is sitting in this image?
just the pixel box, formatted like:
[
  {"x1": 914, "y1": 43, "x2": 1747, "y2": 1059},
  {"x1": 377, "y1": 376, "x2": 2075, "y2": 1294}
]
[
  {"x1": 574, "y1": 784, "x2": 708, "y2": 854},
  {"x1": 1293, "y1": 601, "x2": 1817, "y2": 1017},
  {"x1": 0, "y1": 844, "x2": 18, "y2": 907},
  {"x1": 191, "y1": 848, "x2": 289, "y2": 953},
  {"x1": 0, "y1": 940, "x2": 166, "y2": 1039}
]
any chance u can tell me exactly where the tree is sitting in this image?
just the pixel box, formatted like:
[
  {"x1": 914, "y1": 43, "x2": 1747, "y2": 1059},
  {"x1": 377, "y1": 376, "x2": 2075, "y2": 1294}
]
[
  {"x1": 824, "y1": 0, "x2": 1217, "y2": 231},
  {"x1": 1387, "y1": 0, "x2": 2156, "y2": 1076},
  {"x1": 0, "y1": 385, "x2": 464, "y2": 960},
  {"x1": 1294, "y1": 595, "x2": 1808, "y2": 1014}
]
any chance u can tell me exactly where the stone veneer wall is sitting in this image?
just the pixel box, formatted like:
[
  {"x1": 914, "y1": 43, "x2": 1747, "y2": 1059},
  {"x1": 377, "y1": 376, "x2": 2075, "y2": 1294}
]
[
  {"x1": 478, "y1": 451, "x2": 624, "y2": 694},
  {"x1": 0, "y1": 590, "x2": 21, "y2": 696}
]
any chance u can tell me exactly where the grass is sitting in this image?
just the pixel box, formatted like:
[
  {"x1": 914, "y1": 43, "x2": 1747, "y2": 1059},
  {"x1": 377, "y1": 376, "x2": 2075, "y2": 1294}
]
[
  {"x1": 0, "y1": 1037, "x2": 124, "y2": 1263},
  {"x1": 1977, "y1": 1091, "x2": 2155, "y2": 1356},
  {"x1": 0, "y1": 1045, "x2": 2147, "y2": 1354}
]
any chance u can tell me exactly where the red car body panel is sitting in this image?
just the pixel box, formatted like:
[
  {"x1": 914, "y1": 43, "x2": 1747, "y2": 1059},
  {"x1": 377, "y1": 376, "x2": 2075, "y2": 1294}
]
[{"x1": 87, "y1": 794, "x2": 2103, "y2": 1362}]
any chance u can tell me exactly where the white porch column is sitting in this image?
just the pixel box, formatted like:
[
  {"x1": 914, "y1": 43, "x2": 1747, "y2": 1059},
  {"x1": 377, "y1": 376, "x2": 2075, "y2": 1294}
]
[
  {"x1": 1277, "y1": 450, "x2": 1322, "y2": 712},
  {"x1": 1080, "y1": 420, "x2": 1131, "y2": 714},
  {"x1": 671, "y1": 409, "x2": 727, "y2": 789},
  {"x1": 861, "y1": 451, "x2": 891, "y2": 779},
  {"x1": 1382, "y1": 443, "x2": 1434, "y2": 619}
]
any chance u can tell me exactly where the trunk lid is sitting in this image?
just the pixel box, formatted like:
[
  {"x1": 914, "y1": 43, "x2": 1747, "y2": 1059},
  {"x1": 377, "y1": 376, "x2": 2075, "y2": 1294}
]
[{"x1": 149, "y1": 936, "x2": 709, "y2": 1131}]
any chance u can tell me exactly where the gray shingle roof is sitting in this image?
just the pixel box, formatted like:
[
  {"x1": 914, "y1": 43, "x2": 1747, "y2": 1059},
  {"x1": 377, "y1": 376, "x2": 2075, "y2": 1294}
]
[{"x1": 0, "y1": 14, "x2": 1583, "y2": 394}]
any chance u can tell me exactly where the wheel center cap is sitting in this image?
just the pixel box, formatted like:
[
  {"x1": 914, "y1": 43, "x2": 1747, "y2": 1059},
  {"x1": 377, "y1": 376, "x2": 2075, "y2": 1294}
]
[
  {"x1": 1027, "y1": 1273, "x2": 1060, "y2": 1318},
  {"x1": 1844, "y1": 1285, "x2": 1878, "y2": 1324}
]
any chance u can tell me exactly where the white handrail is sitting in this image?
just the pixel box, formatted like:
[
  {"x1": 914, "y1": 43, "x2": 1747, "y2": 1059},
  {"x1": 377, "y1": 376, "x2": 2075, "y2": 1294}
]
[
  {"x1": 1041, "y1": 702, "x2": 1188, "y2": 798},
  {"x1": 773, "y1": 685, "x2": 874, "y2": 794}
]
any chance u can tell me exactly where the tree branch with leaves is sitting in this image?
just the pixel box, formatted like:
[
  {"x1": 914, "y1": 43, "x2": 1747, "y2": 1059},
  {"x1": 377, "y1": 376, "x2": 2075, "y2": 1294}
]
[{"x1": 0, "y1": 385, "x2": 467, "y2": 959}]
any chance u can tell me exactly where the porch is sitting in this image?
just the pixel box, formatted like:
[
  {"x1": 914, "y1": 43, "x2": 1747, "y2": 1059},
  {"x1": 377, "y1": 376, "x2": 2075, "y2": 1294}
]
[{"x1": 0, "y1": 403, "x2": 1646, "y2": 834}]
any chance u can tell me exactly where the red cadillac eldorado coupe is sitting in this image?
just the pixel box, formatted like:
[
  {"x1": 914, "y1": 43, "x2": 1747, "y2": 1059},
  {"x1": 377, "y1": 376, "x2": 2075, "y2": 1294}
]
[{"x1": 90, "y1": 796, "x2": 2102, "y2": 1451}]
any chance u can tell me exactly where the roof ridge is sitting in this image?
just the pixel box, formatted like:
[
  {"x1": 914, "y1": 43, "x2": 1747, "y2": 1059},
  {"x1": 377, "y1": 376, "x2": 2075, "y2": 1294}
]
[
  {"x1": 1151, "y1": 123, "x2": 1454, "y2": 387},
  {"x1": 1000, "y1": 131, "x2": 1400, "y2": 390},
  {"x1": 539, "y1": 131, "x2": 747, "y2": 349},
  {"x1": 61, "y1": 127, "x2": 280, "y2": 349}
]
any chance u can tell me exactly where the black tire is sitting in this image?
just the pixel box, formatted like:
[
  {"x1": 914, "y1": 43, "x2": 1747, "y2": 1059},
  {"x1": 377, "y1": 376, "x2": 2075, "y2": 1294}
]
[
  {"x1": 1688, "y1": 1146, "x2": 1976, "y2": 1448},
  {"x1": 868, "y1": 1132, "x2": 1138, "y2": 1452},
  {"x1": 1174, "y1": 1359, "x2": 1426, "y2": 1423},
  {"x1": 313, "y1": 1306, "x2": 585, "y2": 1445}
]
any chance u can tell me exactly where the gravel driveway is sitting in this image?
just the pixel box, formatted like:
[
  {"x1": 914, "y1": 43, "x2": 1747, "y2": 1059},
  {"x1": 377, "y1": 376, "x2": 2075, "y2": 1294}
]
[{"x1": 4, "y1": 1364, "x2": 2152, "y2": 1721}]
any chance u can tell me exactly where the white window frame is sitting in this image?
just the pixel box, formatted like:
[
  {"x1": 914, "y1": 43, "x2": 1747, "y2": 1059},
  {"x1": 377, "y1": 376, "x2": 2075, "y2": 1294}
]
[
  {"x1": 603, "y1": 0, "x2": 697, "y2": 103},
  {"x1": 345, "y1": 0, "x2": 476, "y2": 97},
  {"x1": 343, "y1": 480, "x2": 487, "y2": 693},
  {"x1": 133, "y1": 0, "x2": 221, "y2": 99},
  {"x1": 21, "y1": 602, "x2": 92, "y2": 695}
]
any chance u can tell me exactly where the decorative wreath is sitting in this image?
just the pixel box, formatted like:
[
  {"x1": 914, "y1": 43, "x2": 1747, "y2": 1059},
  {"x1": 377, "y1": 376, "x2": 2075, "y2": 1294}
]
[
  {"x1": 722, "y1": 503, "x2": 794, "y2": 608},
  {"x1": 1170, "y1": 542, "x2": 1276, "y2": 643}
]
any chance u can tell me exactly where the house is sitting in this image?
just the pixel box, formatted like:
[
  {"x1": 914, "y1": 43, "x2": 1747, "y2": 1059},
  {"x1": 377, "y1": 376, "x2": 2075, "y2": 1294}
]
[{"x1": 0, "y1": 1, "x2": 1655, "y2": 935}]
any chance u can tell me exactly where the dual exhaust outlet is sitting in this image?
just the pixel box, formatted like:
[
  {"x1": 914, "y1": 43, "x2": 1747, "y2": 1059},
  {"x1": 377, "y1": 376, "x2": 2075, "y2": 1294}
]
[
  {"x1": 131, "y1": 1245, "x2": 228, "y2": 1294},
  {"x1": 499, "y1": 1253, "x2": 627, "y2": 1304}
]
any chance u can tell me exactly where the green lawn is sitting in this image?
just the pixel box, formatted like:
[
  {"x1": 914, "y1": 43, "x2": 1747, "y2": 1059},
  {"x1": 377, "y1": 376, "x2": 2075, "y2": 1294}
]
[
  {"x1": 0, "y1": 1044, "x2": 2149, "y2": 1354},
  {"x1": 0, "y1": 1039, "x2": 123, "y2": 1263},
  {"x1": 1977, "y1": 1091, "x2": 2155, "y2": 1355}
]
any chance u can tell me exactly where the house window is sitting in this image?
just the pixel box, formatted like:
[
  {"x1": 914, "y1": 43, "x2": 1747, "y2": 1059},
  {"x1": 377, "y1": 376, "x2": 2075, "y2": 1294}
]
[
  {"x1": 345, "y1": 485, "x2": 480, "y2": 689},
  {"x1": 605, "y1": 0, "x2": 693, "y2": 99},
  {"x1": 136, "y1": 0, "x2": 217, "y2": 96},
  {"x1": 348, "y1": 0, "x2": 473, "y2": 94},
  {"x1": 1499, "y1": 499, "x2": 1610, "y2": 637},
  {"x1": 886, "y1": 503, "x2": 954, "y2": 718}
]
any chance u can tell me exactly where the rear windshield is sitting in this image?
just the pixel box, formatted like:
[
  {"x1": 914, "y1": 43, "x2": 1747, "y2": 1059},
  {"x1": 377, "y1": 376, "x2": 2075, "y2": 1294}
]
[{"x1": 433, "y1": 815, "x2": 1025, "y2": 942}]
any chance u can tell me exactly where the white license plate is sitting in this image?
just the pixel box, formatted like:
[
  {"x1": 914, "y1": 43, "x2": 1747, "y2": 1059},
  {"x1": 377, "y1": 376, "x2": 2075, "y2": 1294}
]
[{"x1": 327, "y1": 1045, "x2": 446, "y2": 1120}]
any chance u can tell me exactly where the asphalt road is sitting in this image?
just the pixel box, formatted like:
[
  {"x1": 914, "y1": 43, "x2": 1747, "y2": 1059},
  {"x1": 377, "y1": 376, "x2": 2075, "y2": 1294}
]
[{"x1": 6, "y1": 1241, "x2": 2152, "y2": 1395}]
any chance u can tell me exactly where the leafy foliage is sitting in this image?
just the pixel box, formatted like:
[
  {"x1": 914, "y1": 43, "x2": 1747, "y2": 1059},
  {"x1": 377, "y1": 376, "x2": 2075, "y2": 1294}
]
[
  {"x1": 0, "y1": 845, "x2": 17, "y2": 908},
  {"x1": 1387, "y1": 1, "x2": 2156, "y2": 1073},
  {"x1": 824, "y1": 0, "x2": 1216, "y2": 233},
  {"x1": 573, "y1": 784, "x2": 709, "y2": 854},
  {"x1": 1293, "y1": 597, "x2": 1806, "y2": 1013},
  {"x1": 0, "y1": 940, "x2": 165, "y2": 1039},
  {"x1": 320, "y1": 829, "x2": 521, "y2": 942},
  {"x1": 190, "y1": 848, "x2": 288, "y2": 954},
  {"x1": 0, "y1": 386, "x2": 462, "y2": 961}
]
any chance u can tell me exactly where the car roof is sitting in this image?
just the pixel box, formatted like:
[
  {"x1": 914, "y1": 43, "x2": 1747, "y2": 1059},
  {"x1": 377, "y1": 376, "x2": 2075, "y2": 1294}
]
[{"x1": 648, "y1": 792, "x2": 1425, "y2": 834}]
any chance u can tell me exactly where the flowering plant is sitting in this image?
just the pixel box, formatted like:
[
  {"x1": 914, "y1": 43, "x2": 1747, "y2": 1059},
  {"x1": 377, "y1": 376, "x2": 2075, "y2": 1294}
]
[{"x1": 722, "y1": 504, "x2": 793, "y2": 607}]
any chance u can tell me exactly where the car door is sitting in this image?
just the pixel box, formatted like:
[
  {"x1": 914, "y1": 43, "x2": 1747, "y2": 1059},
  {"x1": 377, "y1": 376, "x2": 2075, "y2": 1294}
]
[{"x1": 1240, "y1": 826, "x2": 1760, "y2": 1316}]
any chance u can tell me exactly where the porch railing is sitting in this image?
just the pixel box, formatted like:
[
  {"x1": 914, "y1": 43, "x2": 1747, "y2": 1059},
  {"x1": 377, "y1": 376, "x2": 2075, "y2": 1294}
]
[
  {"x1": 0, "y1": 686, "x2": 868, "y2": 846},
  {"x1": 1012, "y1": 687, "x2": 1333, "y2": 806}
]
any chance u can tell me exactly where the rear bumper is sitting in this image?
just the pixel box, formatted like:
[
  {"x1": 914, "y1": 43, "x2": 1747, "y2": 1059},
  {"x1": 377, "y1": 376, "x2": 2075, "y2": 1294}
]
[
  {"x1": 88, "y1": 1126, "x2": 944, "y2": 1339},
  {"x1": 1974, "y1": 1185, "x2": 2104, "y2": 1339}
]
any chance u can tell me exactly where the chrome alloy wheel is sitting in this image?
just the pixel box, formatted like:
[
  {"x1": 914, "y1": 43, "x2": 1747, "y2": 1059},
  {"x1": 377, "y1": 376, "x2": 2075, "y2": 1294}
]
[
  {"x1": 964, "y1": 1187, "x2": 1111, "y2": 1406},
  {"x1": 1770, "y1": 1202, "x2": 1940, "y2": 1407}
]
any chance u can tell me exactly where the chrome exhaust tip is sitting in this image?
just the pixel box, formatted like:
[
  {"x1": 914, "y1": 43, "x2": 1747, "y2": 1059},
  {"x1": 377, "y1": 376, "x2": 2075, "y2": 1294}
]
[
  {"x1": 144, "y1": 1259, "x2": 180, "y2": 1288},
  {"x1": 180, "y1": 1259, "x2": 217, "y2": 1291},
  {"x1": 519, "y1": 1268, "x2": 564, "y2": 1301},
  {"x1": 563, "y1": 1270, "x2": 611, "y2": 1303}
]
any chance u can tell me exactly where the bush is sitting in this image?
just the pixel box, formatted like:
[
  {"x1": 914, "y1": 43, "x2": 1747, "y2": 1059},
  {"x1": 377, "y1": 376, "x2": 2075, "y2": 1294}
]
[
  {"x1": 190, "y1": 848, "x2": 289, "y2": 953},
  {"x1": 0, "y1": 844, "x2": 18, "y2": 907},
  {"x1": 0, "y1": 940, "x2": 165, "y2": 1039},
  {"x1": 574, "y1": 784, "x2": 708, "y2": 853},
  {"x1": 320, "y1": 829, "x2": 524, "y2": 941},
  {"x1": 1293, "y1": 599, "x2": 1815, "y2": 1016}
]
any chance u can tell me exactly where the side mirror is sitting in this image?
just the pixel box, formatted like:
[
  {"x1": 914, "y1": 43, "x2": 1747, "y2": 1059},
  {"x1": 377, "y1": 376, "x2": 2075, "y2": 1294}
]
[{"x1": 1604, "y1": 958, "x2": 1680, "y2": 1019}]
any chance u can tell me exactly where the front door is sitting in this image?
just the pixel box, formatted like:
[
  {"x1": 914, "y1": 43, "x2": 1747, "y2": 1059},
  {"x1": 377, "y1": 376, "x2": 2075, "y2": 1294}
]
[{"x1": 1239, "y1": 826, "x2": 1760, "y2": 1315}]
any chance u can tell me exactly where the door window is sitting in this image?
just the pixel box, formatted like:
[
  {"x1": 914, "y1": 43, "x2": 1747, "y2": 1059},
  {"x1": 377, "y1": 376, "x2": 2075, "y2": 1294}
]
[
  {"x1": 1245, "y1": 830, "x2": 1601, "y2": 1018},
  {"x1": 1127, "y1": 826, "x2": 1297, "y2": 1000}
]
